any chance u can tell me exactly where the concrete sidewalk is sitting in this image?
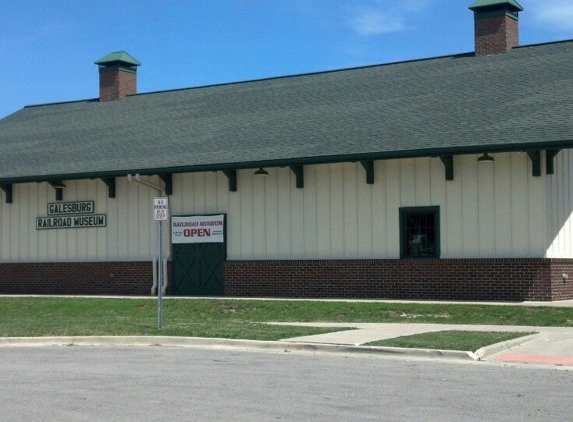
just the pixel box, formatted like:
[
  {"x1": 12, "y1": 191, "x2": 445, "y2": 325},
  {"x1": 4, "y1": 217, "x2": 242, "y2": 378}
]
[{"x1": 272, "y1": 322, "x2": 573, "y2": 366}]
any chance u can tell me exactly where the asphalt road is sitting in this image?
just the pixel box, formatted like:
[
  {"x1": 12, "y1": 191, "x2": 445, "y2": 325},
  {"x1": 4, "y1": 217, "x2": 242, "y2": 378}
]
[{"x1": 1, "y1": 346, "x2": 572, "y2": 421}]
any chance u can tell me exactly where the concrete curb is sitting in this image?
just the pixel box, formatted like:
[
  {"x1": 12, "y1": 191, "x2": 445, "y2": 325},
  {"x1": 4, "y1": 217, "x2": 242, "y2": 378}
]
[
  {"x1": 475, "y1": 333, "x2": 539, "y2": 360},
  {"x1": 0, "y1": 336, "x2": 477, "y2": 361}
]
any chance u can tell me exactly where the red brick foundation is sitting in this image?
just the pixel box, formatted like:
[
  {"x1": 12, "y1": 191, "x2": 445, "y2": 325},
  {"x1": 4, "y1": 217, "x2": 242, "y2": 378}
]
[
  {"x1": 224, "y1": 259, "x2": 573, "y2": 302},
  {"x1": 1, "y1": 259, "x2": 573, "y2": 301},
  {"x1": 0, "y1": 262, "x2": 156, "y2": 296},
  {"x1": 548, "y1": 259, "x2": 573, "y2": 301}
]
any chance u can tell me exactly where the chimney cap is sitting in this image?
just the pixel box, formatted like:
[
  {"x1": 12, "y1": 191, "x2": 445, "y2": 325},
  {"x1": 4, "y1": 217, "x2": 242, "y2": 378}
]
[
  {"x1": 94, "y1": 51, "x2": 141, "y2": 67},
  {"x1": 469, "y1": 0, "x2": 523, "y2": 12}
]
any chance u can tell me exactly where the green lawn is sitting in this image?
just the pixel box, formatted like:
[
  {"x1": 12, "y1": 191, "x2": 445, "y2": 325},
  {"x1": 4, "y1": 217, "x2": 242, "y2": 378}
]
[
  {"x1": 0, "y1": 297, "x2": 346, "y2": 340},
  {"x1": 365, "y1": 330, "x2": 535, "y2": 352},
  {"x1": 0, "y1": 297, "x2": 570, "y2": 345}
]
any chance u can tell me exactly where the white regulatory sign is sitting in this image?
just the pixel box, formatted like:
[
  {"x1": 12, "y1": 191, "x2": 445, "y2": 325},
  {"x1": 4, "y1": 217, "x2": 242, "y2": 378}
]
[{"x1": 153, "y1": 197, "x2": 169, "y2": 221}]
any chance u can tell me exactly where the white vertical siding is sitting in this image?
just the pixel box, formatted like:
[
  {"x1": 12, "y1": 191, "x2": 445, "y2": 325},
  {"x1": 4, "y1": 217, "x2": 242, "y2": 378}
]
[
  {"x1": 415, "y1": 158, "x2": 431, "y2": 205},
  {"x1": 252, "y1": 170, "x2": 266, "y2": 259},
  {"x1": 460, "y1": 155, "x2": 479, "y2": 256},
  {"x1": 13, "y1": 184, "x2": 24, "y2": 260},
  {"x1": 444, "y1": 157, "x2": 463, "y2": 258},
  {"x1": 276, "y1": 169, "x2": 291, "y2": 257},
  {"x1": 493, "y1": 154, "x2": 512, "y2": 256},
  {"x1": 371, "y1": 160, "x2": 387, "y2": 256},
  {"x1": 384, "y1": 160, "x2": 401, "y2": 258},
  {"x1": 290, "y1": 169, "x2": 305, "y2": 258},
  {"x1": 328, "y1": 164, "x2": 345, "y2": 257},
  {"x1": 357, "y1": 167, "x2": 373, "y2": 256},
  {"x1": 0, "y1": 151, "x2": 563, "y2": 262},
  {"x1": 528, "y1": 156, "x2": 547, "y2": 257},
  {"x1": 226, "y1": 174, "x2": 241, "y2": 257},
  {"x1": 343, "y1": 163, "x2": 359, "y2": 257},
  {"x1": 240, "y1": 172, "x2": 255, "y2": 257},
  {"x1": 429, "y1": 158, "x2": 446, "y2": 254},
  {"x1": 209, "y1": 154, "x2": 547, "y2": 259},
  {"x1": 37, "y1": 184, "x2": 49, "y2": 261},
  {"x1": 510, "y1": 153, "x2": 529, "y2": 255},
  {"x1": 546, "y1": 149, "x2": 573, "y2": 258},
  {"x1": 316, "y1": 165, "x2": 331, "y2": 256},
  {"x1": 303, "y1": 166, "x2": 318, "y2": 256},
  {"x1": 0, "y1": 177, "x2": 159, "y2": 262},
  {"x1": 264, "y1": 169, "x2": 279, "y2": 257},
  {"x1": 477, "y1": 156, "x2": 495, "y2": 257},
  {"x1": 400, "y1": 160, "x2": 416, "y2": 206}
]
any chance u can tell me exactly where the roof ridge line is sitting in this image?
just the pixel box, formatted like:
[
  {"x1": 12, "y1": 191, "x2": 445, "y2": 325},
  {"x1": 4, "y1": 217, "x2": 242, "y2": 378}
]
[
  {"x1": 133, "y1": 52, "x2": 476, "y2": 98},
  {"x1": 513, "y1": 38, "x2": 573, "y2": 50},
  {"x1": 123, "y1": 39, "x2": 573, "y2": 99},
  {"x1": 19, "y1": 38, "x2": 573, "y2": 110},
  {"x1": 24, "y1": 98, "x2": 99, "y2": 109}
]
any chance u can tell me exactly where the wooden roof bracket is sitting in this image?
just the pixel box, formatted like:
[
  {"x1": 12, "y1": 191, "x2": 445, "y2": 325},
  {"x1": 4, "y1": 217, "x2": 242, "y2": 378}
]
[
  {"x1": 289, "y1": 165, "x2": 304, "y2": 188},
  {"x1": 222, "y1": 170, "x2": 237, "y2": 192},
  {"x1": 439, "y1": 155, "x2": 454, "y2": 181},
  {"x1": 546, "y1": 150, "x2": 560, "y2": 175},
  {"x1": 158, "y1": 173, "x2": 173, "y2": 196},
  {"x1": 360, "y1": 160, "x2": 375, "y2": 184},
  {"x1": 0, "y1": 184, "x2": 12, "y2": 204},
  {"x1": 48, "y1": 181, "x2": 66, "y2": 201},
  {"x1": 527, "y1": 151, "x2": 541, "y2": 177},
  {"x1": 101, "y1": 177, "x2": 116, "y2": 198}
]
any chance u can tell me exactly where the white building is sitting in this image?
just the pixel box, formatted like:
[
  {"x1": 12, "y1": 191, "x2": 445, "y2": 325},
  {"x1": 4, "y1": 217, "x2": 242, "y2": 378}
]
[{"x1": 1, "y1": 0, "x2": 572, "y2": 300}]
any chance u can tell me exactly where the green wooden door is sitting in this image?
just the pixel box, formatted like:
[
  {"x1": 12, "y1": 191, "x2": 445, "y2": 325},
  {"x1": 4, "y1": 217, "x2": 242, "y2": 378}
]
[{"x1": 172, "y1": 242, "x2": 226, "y2": 296}]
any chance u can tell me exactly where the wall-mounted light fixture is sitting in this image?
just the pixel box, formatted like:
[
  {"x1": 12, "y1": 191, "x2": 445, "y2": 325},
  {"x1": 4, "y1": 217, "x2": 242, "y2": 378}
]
[
  {"x1": 254, "y1": 167, "x2": 269, "y2": 176},
  {"x1": 477, "y1": 153, "x2": 494, "y2": 163}
]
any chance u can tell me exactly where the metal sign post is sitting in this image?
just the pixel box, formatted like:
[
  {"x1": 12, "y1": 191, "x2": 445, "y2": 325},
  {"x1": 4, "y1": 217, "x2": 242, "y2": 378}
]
[{"x1": 153, "y1": 197, "x2": 168, "y2": 329}]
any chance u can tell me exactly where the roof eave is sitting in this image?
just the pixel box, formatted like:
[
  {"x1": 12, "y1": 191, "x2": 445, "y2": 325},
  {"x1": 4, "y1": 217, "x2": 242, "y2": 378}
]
[{"x1": 1, "y1": 140, "x2": 571, "y2": 186}]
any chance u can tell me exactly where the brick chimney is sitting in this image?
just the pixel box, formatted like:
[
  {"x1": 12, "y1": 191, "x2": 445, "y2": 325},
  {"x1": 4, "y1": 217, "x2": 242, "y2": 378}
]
[
  {"x1": 94, "y1": 51, "x2": 141, "y2": 101},
  {"x1": 469, "y1": 0, "x2": 524, "y2": 56}
]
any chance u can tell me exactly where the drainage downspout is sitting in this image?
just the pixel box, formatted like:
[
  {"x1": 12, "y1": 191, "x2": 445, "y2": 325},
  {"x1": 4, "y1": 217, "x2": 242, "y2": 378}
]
[
  {"x1": 150, "y1": 257, "x2": 169, "y2": 295},
  {"x1": 151, "y1": 258, "x2": 158, "y2": 295},
  {"x1": 127, "y1": 174, "x2": 169, "y2": 296},
  {"x1": 127, "y1": 174, "x2": 165, "y2": 193},
  {"x1": 162, "y1": 256, "x2": 169, "y2": 295}
]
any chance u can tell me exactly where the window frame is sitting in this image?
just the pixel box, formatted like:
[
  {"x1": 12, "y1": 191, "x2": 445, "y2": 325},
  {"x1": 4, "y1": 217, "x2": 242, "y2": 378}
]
[{"x1": 399, "y1": 206, "x2": 440, "y2": 259}]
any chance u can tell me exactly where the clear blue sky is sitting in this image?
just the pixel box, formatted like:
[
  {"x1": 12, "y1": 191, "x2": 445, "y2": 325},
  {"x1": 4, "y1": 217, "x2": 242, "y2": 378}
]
[{"x1": 1, "y1": 0, "x2": 572, "y2": 119}]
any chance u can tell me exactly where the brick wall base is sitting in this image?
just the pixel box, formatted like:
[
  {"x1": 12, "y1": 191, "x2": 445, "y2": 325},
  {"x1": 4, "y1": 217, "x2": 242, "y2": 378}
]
[
  {"x1": 0, "y1": 262, "x2": 156, "y2": 296},
  {"x1": 1, "y1": 259, "x2": 573, "y2": 301},
  {"x1": 224, "y1": 259, "x2": 573, "y2": 302}
]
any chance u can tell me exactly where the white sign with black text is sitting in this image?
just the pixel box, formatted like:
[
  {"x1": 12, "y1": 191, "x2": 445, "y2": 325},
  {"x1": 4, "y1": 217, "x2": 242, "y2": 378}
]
[
  {"x1": 36, "y1": 200, "x2": 106, "y2": 230},
  {"x1": 153, "y1": 197, "x2": 169, "y2": 222}
]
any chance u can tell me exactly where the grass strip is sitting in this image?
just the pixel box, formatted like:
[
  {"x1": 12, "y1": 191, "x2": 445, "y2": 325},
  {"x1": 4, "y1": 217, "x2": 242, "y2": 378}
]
[
  {"x1": 365, "y1": 331, "x2": 536, "y2": 352},
  {"x1": 0, "y1": 297, "x2": 353, "y2": 340},
  {"x1": 0, "y1": 297, "x2": 571, "y2": 340}
]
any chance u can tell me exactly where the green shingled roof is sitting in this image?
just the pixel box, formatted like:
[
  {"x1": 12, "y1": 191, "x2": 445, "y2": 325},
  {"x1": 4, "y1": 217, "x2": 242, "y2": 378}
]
[
  {"x1": 0, "y1": 40, "x2": 572, "y2": 183},
  {"x1": 469, "y1": 0, "x2": 524, "y2": 11},
  {"x1": 94, "y1": 51, "x2": 141, "y2": 66}
]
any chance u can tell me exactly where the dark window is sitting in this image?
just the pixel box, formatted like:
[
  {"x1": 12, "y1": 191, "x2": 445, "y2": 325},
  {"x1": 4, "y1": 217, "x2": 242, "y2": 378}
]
[{"x1": 399, "y1": 207, "x2": 440, "y2": 259}]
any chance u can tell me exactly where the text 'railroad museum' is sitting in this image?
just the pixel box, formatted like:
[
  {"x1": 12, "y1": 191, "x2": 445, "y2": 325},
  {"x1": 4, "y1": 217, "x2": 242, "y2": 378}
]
[{"x1": 1, "y1": 1, "x2": 573, "y2": 301}]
